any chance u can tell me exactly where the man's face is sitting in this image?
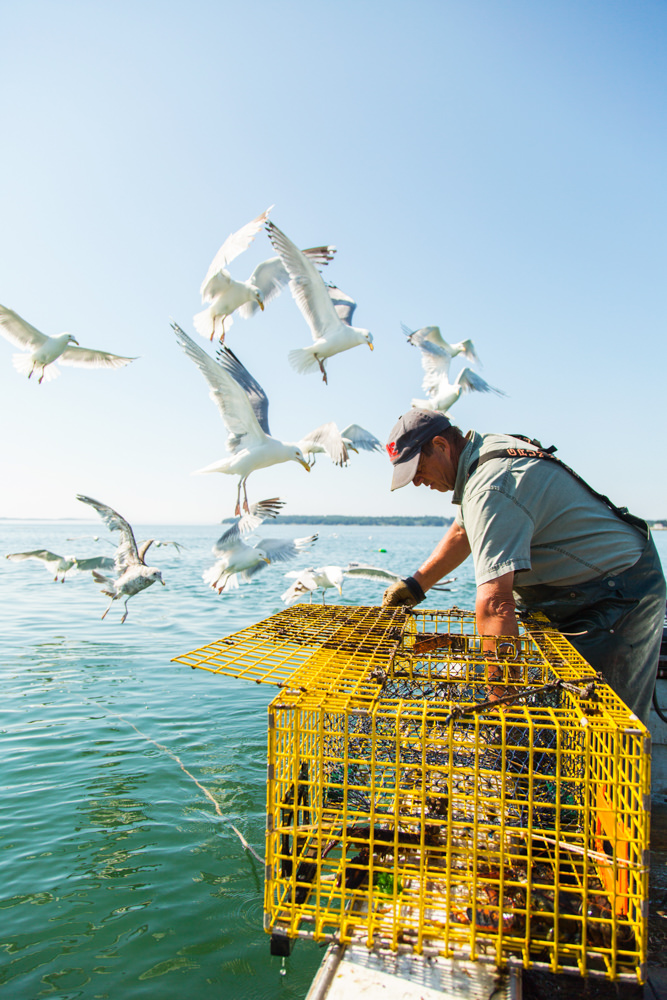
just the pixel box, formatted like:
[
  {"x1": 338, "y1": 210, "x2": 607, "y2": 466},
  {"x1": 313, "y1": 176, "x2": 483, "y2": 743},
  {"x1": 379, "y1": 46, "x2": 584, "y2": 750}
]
[{"x1": 412, "y1": 436, "x2": 458, "y2": 492}]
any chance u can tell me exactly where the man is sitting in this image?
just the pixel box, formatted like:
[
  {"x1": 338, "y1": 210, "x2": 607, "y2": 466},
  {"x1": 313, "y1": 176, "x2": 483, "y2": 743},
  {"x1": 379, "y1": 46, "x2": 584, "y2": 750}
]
[{"x1": 382, "y1": 409, "x2": 665, "y2": 725}]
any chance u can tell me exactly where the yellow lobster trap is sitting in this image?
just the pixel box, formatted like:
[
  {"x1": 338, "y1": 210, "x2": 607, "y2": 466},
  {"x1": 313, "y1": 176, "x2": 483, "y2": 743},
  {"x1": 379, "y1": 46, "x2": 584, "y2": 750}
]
[{"x1": 173, "y1": 604, "x2": 651, "y2": 983}]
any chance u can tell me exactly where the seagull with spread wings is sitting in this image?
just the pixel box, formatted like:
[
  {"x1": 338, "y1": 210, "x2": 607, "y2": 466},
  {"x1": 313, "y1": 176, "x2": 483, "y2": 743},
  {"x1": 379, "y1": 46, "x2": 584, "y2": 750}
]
[
  {"x1": 405, "y1": 323, "x2": 505, "y2": 414},
  {"x1": 204, "y1": 498, "x2": 317, "y2": 594},
  {"x1": 266, "y1": 221, "x2": 373, "y2": 384},
  {"x1": 0, "y1": 304, "x2": 136, "y2": 384},
  {"x1": 296, "y1": 422, "x2": 382, "y2": 466},
  {"x1": 195, "y1": 207, "x2": 336, "y2": 342},
  {"x1": 5, "y1": 549, "x2": 115, "y2": 582},
  {"x1": 281, "y1": 563, "x2": 455, "y2": 605},
  {"x1": 402, "y1": 324, "x2": 480, "y2": 376},
  {"x1": 76, "y1": 495, "x2": 166, "y2": 622},
  {"x1": 172, "y1": 324, "x2": 310, "y2": 515}
]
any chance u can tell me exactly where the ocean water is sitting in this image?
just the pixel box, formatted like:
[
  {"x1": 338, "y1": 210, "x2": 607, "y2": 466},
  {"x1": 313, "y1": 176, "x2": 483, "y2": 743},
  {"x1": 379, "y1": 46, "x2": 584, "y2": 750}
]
[{"x1": 1, "y1": 521, "x2": 666, "y2": 1000}]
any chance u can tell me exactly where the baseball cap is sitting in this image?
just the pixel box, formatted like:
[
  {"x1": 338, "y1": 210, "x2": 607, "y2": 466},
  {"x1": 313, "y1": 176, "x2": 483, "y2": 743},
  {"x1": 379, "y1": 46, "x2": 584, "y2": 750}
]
[{"x1": 386, "y1": 409, "x2": 452, "y2": 490}]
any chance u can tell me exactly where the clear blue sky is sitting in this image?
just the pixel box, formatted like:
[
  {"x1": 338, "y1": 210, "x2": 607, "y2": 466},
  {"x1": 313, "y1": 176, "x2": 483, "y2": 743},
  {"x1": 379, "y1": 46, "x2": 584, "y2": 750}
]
[{"x1": 1, "y1": 0, "x2": 665, "y2": 524}]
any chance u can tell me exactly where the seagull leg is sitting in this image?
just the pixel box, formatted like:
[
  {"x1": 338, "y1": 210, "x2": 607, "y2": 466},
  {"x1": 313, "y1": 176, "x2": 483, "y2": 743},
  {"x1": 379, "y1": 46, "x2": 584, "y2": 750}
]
[
  {"x1": 38, "y1": 369, "x2": 45, "y2": 385},
  {"x1": 101, "y1": 600, "x2": 113, "y2": 620},
  {"x1": 316, "y1": 357, "x2": 328, "y2": 384},
  {"x1": 242, "y1": 479, "x2": 250, "y2": 514},
  {"x1": 120, "y1": 599, "x2": 130, "y2": 624},
  {"x1": 220, "y1": 316, "x2": 226, "y2": 345},
  {"x1": 234, "y1": 478, "x2": 243, "y2": 517}
]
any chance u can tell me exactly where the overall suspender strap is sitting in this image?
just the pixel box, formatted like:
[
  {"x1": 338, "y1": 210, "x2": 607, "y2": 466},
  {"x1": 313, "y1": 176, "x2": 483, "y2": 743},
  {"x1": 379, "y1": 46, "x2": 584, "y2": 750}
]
[{"x1": 466, "y1": 436, "x2": 649, "y2": 538}]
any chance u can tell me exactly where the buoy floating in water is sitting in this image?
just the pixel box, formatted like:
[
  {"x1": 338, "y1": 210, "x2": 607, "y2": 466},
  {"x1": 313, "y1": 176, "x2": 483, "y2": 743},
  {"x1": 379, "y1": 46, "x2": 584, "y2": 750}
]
[{"x1": 378, "y1": 548, "x2": 386, "y2": 553}]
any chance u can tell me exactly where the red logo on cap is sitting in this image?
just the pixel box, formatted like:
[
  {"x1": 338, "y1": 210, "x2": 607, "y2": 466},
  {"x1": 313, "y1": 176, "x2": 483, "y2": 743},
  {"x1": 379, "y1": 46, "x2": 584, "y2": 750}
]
[{"x1": 386, "y1": 441, "x2": 398, "y2": 460}]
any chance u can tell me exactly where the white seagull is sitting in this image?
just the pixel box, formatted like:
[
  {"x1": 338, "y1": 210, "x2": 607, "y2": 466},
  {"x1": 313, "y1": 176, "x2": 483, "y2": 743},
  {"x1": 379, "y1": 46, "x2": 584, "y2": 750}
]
[
  {"x1": 297, "y1": 422, "x2": 349, "y2": 467},
  {"x1": 340, "y1": 423, "x2": 382, "y2": 455},
  {"x1": 5, "y1": 549, "x2": 115, "y2": 582},
  {"x1": 77, "y1": 495, "x2": 166, "y2": 623},
  {"x1": 172, "y1": 324, "x2": 311, "y2": 514},
  {"x1": 411, "y1": 367, "x2": 506, "y2": 415},
  {"x1": 402, "y1": 324, "x2": 480, "y2": 377},
  {"x1": 0, "y1": 304, "x2": 136, "y2": 384},
  {"x1": 281, "y1": 565, "x2": 345, "y2": 605},
  {"x1": 204, "y1": 498, "x2": 317, "y2": 594},
  {"x1": 266, "y1": 221, "x2": 373, "y2": 383},
  {"x1": 195, "y1": 206, "x2": 336, "y2": 342}
]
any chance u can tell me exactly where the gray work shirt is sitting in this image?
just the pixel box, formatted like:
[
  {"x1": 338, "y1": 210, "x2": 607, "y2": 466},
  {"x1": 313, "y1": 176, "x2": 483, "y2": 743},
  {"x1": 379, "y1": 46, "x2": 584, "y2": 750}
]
[{"x1": 452, "y1": 432, "x2": 644, "y2": 587}]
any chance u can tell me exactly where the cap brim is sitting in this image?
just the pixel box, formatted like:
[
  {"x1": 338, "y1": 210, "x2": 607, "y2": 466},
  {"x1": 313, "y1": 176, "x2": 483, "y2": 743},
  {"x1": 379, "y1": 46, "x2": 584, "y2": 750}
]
[{"x1": 390, "y1": 451, "x2": 421, "y2": 491}]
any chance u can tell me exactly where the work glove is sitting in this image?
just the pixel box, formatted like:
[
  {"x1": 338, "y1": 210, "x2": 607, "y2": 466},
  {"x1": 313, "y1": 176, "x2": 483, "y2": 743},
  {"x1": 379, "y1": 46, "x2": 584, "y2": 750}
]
[{"x1": 381, "y1": 576, "x2": 426, "y2": 608}]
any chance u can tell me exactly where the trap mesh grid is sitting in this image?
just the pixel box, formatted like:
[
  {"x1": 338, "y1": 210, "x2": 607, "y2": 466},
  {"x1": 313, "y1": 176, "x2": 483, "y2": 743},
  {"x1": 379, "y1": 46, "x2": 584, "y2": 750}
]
[{"x1": 173, "y1": 605, "x2": 650, "y2": 982}]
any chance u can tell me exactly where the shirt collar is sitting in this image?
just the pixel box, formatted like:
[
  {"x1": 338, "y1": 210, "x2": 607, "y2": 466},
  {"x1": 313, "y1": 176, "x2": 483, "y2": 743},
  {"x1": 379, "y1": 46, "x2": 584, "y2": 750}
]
[{"x1": 452, "y1": 430, "x2": 482, "y2": 505}]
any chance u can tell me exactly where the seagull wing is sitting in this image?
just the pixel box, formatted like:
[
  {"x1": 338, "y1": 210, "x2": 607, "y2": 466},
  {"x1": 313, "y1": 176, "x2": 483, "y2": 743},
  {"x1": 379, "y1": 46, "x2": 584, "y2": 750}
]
[
  {"x1": 59, "y1": 346, "x2": 137, "y2": 369},
  {"x1": 213, "y1": 498, "x2": 285, "y2": 553},
  {"x1": 76, "y1": 495, "x2": 141, "y2": 571},
  {"x1": 0, "y1": 304, "x2": 49, "y2": 350},
  {"x1": 73, "y1": 555, "x2": 116, "y2": 572},
  {"x1": 257, "y1": 534, "x2": 318, "y2": 564},
  {"x1": 215, "y1": 344, "x2": 271, "y2": 436},
  {"x1": 340, "y1": 424, "x2": 382, "y2": 452},
  {"x1": 456, "y1": 367, "x2": 506, "y2": 396},
  {"x1": 6, "y1": 549, "x2": 62, "y2": 565},
  {"x1": 300, "y1": 422, "x2": 348, "y2": 466},
  {"x1": 326, "y1": 285, "x2": 357, "y2": 326},
  {"x1": 344, "y1": 564, "x2": 401, "y2": 583},
  {"x1": 172, "y1": 323, "x2": 266, "y2": 452},
  {"x1": 452, "y1": 339, "x2": 480, "y2": 365},
  {"x1": 266, "y1": 221, "x2": 341, "y2": 341},
  {"x1": 404, "y1": 327, "x2": 453, "y2": 390},
  {"x1": 200, "y1": 206, "x2": 273, "y2": 295},
  {"x1": 137, "y1": 539, "x2": 155, "y2": 562}
]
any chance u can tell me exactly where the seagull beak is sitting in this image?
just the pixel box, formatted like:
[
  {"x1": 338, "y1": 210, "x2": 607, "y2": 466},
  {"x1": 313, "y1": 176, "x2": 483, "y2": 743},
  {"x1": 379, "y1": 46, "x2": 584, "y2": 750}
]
[
  {"x1": 299, "y1": 459, "x2": 311, "y2": 471},
  {"x1": 259, "y1": 301, "x2": 265, "y2": 311},
  {"x1": 368, "y1": 342, "x2": 374, "y2": 351},
  {"x1": 161, "y1": 579, "x2": 166, "y2": 585},
  {"x1": 263, "y1": 556, "x2": 271, "y2": 564}
]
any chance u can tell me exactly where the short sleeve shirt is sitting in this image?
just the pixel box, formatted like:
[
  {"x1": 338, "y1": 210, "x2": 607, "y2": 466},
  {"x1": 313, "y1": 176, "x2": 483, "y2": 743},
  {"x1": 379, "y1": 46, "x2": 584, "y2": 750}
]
[{"x1": 452, "y1": 432, "x2": 644, "y2": 587}]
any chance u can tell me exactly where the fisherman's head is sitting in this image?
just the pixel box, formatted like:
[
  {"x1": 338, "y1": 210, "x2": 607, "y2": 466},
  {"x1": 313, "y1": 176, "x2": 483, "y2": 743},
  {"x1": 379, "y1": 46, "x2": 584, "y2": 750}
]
[{"x1": 386, "y1": 409, "x2": 464, "y2": 493}]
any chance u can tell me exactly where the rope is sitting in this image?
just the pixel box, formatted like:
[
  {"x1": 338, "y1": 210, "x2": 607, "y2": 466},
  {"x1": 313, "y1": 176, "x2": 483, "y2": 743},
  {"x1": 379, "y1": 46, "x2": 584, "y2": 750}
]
[{"x1": 108, "y1": 710, "x2": 264, "y2": 864}]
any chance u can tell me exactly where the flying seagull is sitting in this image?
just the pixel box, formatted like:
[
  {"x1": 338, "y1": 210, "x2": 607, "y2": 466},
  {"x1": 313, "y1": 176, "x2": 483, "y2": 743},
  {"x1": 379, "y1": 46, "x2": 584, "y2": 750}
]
[
  {"x1": 297, "y1": 422, "x2": 383, "y2": 467},
  {"x1": 0, "y1": 304, "x2": 136, "y2": 383},
  {"x1": 5, "y1": 549, "x2": 115, "y2": 582},
  {"x1": 402, "y1": 323, "x2": 480, "y2": 379},
  {"x1": 411, "y1": 366, "x2": 506, "y2": 415},
  {"x1": 266, "y1": 221, "x2": 373, "y2": 384},
  {"x1": 204, "y1": 499, "x2": 317, "y2": 594},
  {"x1": 340, "y1": 423, "x2": 382, "y2": 455},
  {"x1": 76, "y1": 495, "x2": 166, "y2": 622},
  {"x1": 172, "y1": 323, "x2": 310, "y2": 514},
  {"x1": 195, "y1": 206, "x2": 336, "y2": 341}
]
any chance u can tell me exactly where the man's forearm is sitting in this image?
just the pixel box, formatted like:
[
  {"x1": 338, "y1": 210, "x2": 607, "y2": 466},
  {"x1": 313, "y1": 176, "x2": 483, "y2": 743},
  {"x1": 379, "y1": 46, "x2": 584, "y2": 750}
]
[{"x1": 412, "y1": 521, "x2": 471, "y2": 592}]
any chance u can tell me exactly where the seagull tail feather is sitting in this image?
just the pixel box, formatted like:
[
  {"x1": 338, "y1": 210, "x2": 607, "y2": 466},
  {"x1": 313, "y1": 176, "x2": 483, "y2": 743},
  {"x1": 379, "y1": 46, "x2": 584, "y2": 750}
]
[
  {"x1": 411, "y1": 397, "x2": 436, "y2": 411},
  {"x1": 92, "y1": 570, "x2": 116, "y2": 596},
  {"x1": 288, "y1": 347, "x2": 320, "y2": 375},
  {"x1": 193, "y1": 308, "x2": 215, "y2": 340}
]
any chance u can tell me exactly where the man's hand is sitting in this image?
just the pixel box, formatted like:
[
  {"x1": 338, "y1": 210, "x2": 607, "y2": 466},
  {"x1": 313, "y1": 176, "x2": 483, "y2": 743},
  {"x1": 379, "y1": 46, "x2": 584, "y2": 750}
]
[{"x1": 382, "y1": 576, "x2": 426, "y2": 608}]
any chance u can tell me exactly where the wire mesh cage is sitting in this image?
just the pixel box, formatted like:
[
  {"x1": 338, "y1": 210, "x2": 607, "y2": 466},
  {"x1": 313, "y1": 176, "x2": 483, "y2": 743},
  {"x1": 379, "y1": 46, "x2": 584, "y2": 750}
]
[{"x1": 173, "y1": 604, "x2": 650, "y2": 982}]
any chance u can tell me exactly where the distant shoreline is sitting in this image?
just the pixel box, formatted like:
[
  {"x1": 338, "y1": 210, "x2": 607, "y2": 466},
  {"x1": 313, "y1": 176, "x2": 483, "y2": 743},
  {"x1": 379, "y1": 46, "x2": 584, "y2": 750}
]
[{"x1": 221, "y1": 515, "x2": 456, "y2": 527}]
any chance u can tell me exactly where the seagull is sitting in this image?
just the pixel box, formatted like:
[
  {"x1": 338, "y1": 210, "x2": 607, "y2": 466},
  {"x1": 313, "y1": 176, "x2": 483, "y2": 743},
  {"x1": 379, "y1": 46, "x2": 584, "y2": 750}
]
[
  {"x1": 281, "y1": 563, "x2": 455, "y2": 605},
  {"x1": 204, "y1": 498, "x2": 317, "y2": 593},
  {"x1": 281, "y1": 565, "x2": 345, "y2": 605},
  {"x1": 266, "y1": 221, "x2": 373, "y2": 384},
  {"x1": 297, "y1": 422, "x2": 382, "y2": 466},
  {"x1": 402, "y1": 323, "x2": 480, "y2": 378},
  {"x1": 411, "y1": 366, "x2": 506, "y2": 414},
  {"x1": 5, "y1": 549, "x2": 115, "y2": 582},
  {"x1": 0, "y1": 304, "x2": 137, "y2": 383},
  {"x1": 195, "y1": 206, "x2": 336, "y2": 342},
  {"x1": 76, "y1": 495, "x2": 166, "y2": 622},
  {"x1": 340, "y1": 423, "x2": 382, "y2": 455},
  {"x1": 297, "y1": 422, "x2": 349, "y2": 467},
  {"x1": 172, "y1": 323, "x2": 311, "y2": 514}
]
